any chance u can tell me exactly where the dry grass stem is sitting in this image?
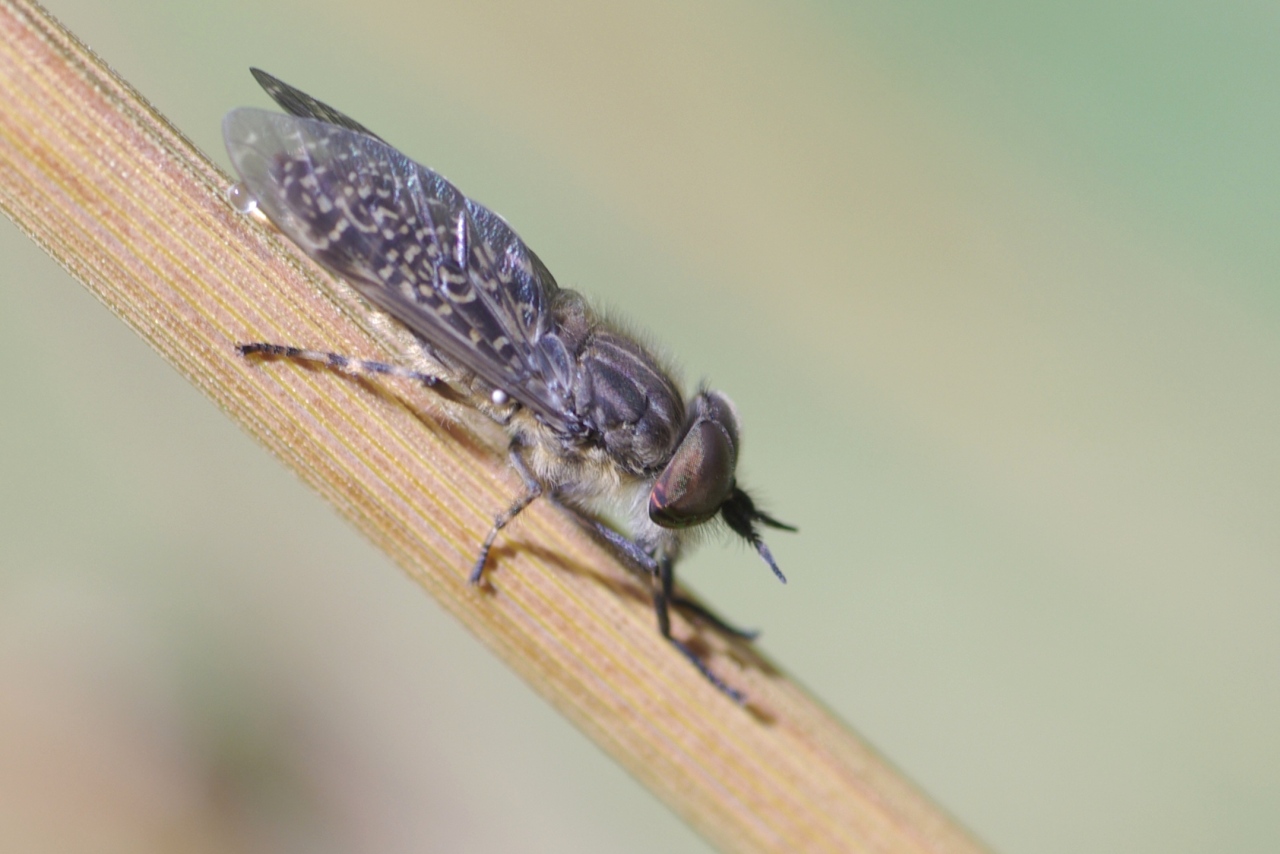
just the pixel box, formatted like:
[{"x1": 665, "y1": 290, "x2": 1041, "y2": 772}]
[{"x1": 0, "y1": 1, "x2": 990, "y2": 852}]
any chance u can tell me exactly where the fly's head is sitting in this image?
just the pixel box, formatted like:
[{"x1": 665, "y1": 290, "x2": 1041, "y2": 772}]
[{"x1": 648, "y1": 391, "x2": 794, "y2": 582}]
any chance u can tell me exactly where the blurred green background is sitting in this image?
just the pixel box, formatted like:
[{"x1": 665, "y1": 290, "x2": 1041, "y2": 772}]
[{"x1": 2, "y1": 1, "x2": 1277, "y2": 852}]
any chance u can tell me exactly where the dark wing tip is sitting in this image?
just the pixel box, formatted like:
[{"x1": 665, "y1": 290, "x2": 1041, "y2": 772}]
[
  {"x1": 245, "y1": 68, "x2": 383, "y2": 142},
  {"x1": 249, "y1": 67, "x2": 276, "y2": 87}
]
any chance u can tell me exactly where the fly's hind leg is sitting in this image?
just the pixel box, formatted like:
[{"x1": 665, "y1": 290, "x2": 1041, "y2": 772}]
[
  {"x1": 237, "y1": 342, "x2": 444, "y2": 386},
  {"x1": 470, "y1": 442, "x2": 543, "y2": 585}
]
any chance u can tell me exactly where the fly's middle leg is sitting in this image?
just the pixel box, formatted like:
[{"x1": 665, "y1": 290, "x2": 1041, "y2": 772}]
[{"x1": 470, "y1": 442, "x2": 543, "y2": 584}]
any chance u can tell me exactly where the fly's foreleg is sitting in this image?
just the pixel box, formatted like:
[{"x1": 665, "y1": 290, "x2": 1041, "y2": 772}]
[
  {"x1": 652, "y1": 556, "x2": 746, "y2": 704},
  {"x1": 485, "y1": 494, "x2": 752, "y2": 702},
  {"x1": 559, "y1": 508, "x2": 759, "y2": 641},
  {"x1": 470, "y1": 443, "x2": 543, "y2": 585}
]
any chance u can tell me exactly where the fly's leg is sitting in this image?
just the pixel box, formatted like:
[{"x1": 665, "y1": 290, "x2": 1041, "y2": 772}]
[
  {"x1": 472, "y1": 490, "x2": 752, "y2": 700},
  {"x1": 238, "y1": 343, "x2": 442, "y2": 386},
  {"x1": 560, "y1": 508, "x2": 759, "y2": 641},
  {"x1": 470, "y1": 443, "x2": 543, "y2": 585},
  {"x1": 653, "y1": 556, "x2": 745, "y2": 704},
  {"x1": 562, "y1": 509, "x2": 660, "y2": 573},
  {"x1": 241, "y1": 343, "x2": 541, "y2": 583}
]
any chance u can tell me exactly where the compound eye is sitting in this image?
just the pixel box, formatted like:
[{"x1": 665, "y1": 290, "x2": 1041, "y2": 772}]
[{"x1": 649, "y1": 419, "x2": 737, "y2": 528}]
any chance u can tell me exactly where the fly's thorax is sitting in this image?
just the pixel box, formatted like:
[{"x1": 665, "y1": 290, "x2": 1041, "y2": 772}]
[{"x1": 567, "y1": 327, "x2": 686, "y2": 475}]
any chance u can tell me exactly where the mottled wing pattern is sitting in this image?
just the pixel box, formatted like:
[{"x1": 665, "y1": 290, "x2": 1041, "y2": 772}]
[
  {"x1": 245, "y1": 69, "x2": 566, "y2": 372},
  {"x1": 223, "y1": 108, "x2": 574, "y2": 431},
  {"x1": 250, "y1": 70, "x2": 564, "y2": 325}
]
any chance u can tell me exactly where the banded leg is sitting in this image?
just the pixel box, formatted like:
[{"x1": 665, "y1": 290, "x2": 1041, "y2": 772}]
[
  {"x1": 469, "y1": 443, "x2": 543, "y2": 584},
  {"x1": 238, "y1": 342, "x2": 441, "y2": 386}
]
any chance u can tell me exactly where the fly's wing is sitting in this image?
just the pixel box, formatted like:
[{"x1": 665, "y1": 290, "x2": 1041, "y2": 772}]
[
  {"x1": 247, "y1": 70, "x2": 565, "y2": 314},
  {"x1": 223, "y1": 107, "x2": 575, "y2": 431},
  {"x1": 248, "y1": 68, "x2": 384, "y2": 141}
]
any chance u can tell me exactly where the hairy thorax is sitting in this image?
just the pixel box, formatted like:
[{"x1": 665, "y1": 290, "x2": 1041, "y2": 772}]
[{"x1": 541, "y1": 291, "x2": 687, "y2": 478}]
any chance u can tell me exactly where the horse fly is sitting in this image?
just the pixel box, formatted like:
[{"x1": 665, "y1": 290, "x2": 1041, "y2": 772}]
[{"x1": 224, "y1": 69, "x2": 794, "y2": 702}]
